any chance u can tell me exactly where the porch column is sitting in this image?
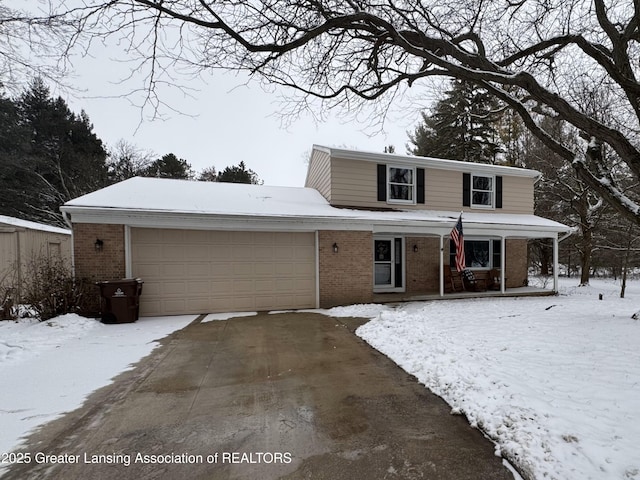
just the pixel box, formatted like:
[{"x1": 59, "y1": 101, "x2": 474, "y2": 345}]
[
  {"x1": 439, "y1": 235, "x2": 444, "y2": 297},
  {"x1": 500, "y1": 236, "x2": 506, "y2": 293},
  {"x1": 553, "y1": 235, "x2": 559, "y2": 292}
]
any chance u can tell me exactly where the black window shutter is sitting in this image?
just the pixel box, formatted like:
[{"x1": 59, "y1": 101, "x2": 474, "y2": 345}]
[
  {"x1": 416, "y1": 168, "x2": 425, "y2": 204},
  {"x1": 462, "y1": 173, "x2": 471, "y2": 207},
  {"x1": 377, "y1": 164, "x2": 387, "y2": 201},
  {"x1": 496, "y1": 176, "x2": 503, "y2": 208}
]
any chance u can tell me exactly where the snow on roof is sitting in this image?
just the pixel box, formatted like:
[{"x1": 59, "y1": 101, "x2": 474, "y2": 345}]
[
  {"x1": 62, "y1": 177, "x2": 569, "y2": 233},
  {"x1": 0, "y1": 215, "x2": 70, "y2": 235},
  {"x1": 64, "y1": 177, "x2": 331, "y2": 216}
]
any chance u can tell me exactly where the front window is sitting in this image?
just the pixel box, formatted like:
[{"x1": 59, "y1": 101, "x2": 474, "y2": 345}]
[
  {"x1": 472, "y1": 174, "x2": 494, "y2": 208},
  {"x1": 450, "y1": 238, "x2": 501, "y2": 269},
  {"x1": 388, "y1": 166, "x2": 415, "y2": 203}
]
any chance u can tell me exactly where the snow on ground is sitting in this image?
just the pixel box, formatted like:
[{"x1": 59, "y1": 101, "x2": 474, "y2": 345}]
[
  {"x1": 322, "y1": 278, "x2": 640, "y2": 480},
  {"x1": 0, "y1": 314, "x2": 195, "y2": 460},
  {"x1": 1, "y1": 279, "x2": 638, "y2": 480}
]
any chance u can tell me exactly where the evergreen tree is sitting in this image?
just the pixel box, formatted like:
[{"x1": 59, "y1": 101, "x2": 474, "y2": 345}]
[
  {"x1": 144, "y1": 153, "x2": 194, "y2": 179},
  {"x1": 408, "y1": 80, "x2": 504, "y2": 164},
  {"x1": 0, "y1": 94, "x2": 31, "y2": 220},
  {"x1": 216, "y1": 161, "x2": 262, "y2": 184},
  {"x1": 0, "y1": 78, "x2": 108, "y2": 226}
]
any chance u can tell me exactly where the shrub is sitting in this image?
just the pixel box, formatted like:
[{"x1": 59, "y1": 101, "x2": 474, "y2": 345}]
[
  {"x1": 0, "y1": 269, "x2": 18, "y2": 320},
  {"x1": 21, "y1": 254, "x2": 93, "y2": 321}
]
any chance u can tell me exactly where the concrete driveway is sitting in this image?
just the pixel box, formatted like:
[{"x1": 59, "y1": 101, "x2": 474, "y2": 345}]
[{"x1": 5, "y1": 312, "x2": 514, "y2": 479}]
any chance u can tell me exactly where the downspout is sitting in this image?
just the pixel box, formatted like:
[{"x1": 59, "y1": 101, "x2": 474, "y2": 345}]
[
  {"x1": 62, "y1": 210, "x2": 75, "y2": 277},
  {"x1": 439, "y1": 235, "x2": 444, "y2": 297},
  {"x1": 500, "y1": 236, "x2": 506, "y2": 293}
]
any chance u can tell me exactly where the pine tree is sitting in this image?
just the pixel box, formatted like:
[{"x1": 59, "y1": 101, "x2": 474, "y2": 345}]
[
  {"x1": 216, "y1": 161, "x2": 262, "y2": 184},
  {"x1": 144, "y1": 153, "x2": 194, "y2": 179},
  {"x1": 408, "y1": 80, "x2": 504, "y2": 164},
  {"x1": 0, "y1": 78, "x2": 108, "y2": 226}
]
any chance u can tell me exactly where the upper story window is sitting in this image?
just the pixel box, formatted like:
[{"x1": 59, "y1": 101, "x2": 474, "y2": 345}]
[
  {"x1": 472, "y1": 174, "x2": 494, "y2": 208},
  {"x1": 388, "y1": 166, "x2": 415, "y2": 203},
  {"x1": 463, "y1": 173, "x2": 502, "y2": 209}
]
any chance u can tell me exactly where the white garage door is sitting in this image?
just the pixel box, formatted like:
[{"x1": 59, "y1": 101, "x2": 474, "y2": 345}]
[{"x1": 131, "y1": 228, "x2": 316, "y2": 316}]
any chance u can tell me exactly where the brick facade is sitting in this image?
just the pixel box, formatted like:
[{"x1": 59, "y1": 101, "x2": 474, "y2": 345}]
[
  {"x1": 505, "y1": 239, "x2": 528, "y2": 287},
  {"x1": 318, "y1": 230, "x2": 373, "y2": 308},
  {"x1": 406, "y1": 236, "x2": 441, "y2": 293},
  {"x1": 70, "y1": 223, "x2": 530, "y2": 313},
  {"x1": 73, "y1": 223, "x2": 126, "y2": 312},
  {"x1": 73, "y1": 223, "x2": 126, "y2": 281}
]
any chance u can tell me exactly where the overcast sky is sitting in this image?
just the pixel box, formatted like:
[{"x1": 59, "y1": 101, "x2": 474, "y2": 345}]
[{"x1": 58, "y1": 51, "x2": 432, "y2": 188}]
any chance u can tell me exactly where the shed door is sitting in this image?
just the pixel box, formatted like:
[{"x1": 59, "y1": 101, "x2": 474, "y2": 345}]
[{"x1": 130, "y1": 228, "x2": 316, "y2": 316}]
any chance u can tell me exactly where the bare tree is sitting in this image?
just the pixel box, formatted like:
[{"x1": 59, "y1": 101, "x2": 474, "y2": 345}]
[
  {"x1": 11, "y1": 1, "x2": 640, "y2": 225},
  {"x1": 107, "y1": 139, "x2": 154, "y2": 182}
]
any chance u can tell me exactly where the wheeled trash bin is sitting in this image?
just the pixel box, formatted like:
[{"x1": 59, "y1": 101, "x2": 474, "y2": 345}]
[{"x1": 96, "y1": 278, "x2": 144, "y2": 324}]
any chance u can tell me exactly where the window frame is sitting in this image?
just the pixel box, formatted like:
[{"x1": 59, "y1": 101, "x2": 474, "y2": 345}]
[
  {"x1": 470, "y1": 173, "x2": 495, "y2": 209},
  {"x1": 386, "y1": 165, "x2": 416, "y2": 205},
  {"x1": 449, "y1": 237, "x2": 502, "y2": 270}
]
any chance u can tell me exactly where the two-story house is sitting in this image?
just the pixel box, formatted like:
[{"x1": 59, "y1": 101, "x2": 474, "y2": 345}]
[{"x1": 61, "y1": 145, "x2": 570, "y2": 317}]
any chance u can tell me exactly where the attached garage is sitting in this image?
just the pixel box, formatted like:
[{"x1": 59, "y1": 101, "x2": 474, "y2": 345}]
[{"x1": 130, "y1": 228, "x2": 316, "y2": 315}]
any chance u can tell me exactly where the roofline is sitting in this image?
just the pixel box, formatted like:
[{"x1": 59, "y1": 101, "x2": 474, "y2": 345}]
[
  {"x1": 312, "y1": 144, "x2": 541, "y2": 178},
  {"x1": 61, "y1": 205, "x2": 570, "y2": 238}
]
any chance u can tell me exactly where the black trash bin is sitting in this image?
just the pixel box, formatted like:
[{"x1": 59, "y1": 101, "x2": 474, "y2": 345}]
[{"x1": 96, "y1": 278, "x2": 144, "y2": 324}]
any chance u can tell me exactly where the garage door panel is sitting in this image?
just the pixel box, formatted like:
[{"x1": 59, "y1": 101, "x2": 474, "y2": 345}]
[
  {"x1": 185, "y1": 244, "x2": 210, "y2": 259},
  {"x1": 185, "y1": 263, "x2": 210, "y2": 276},
  {"x1": 210, "y1": 245, "x2": 232, "y2": 258},
  {"x1": 162, "y1": 264, "x2": 186, "y2": 276},
  {"x1": 232, "y1": 279, "x2": 254, "y2": 293},
  {"x1": 254, "y1": 263, "x2": 275, "y2": 275},
  {"x1": 131, "y1": 228, "x2": 316, "y2": 315},
  {"x1": 232, "y1": 245, "x2": 253, "y2": 259}
]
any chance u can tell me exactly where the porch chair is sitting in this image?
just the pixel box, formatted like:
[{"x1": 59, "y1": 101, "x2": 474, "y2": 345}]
[
  {"x1": 488, "y1": 269, "x2": 501, "y2": 291},
  {"x1": 461, "y1": 269, "x2": 487, "y2": 292},
  {"x1": 444, "y1": 267, "x2": 464, "y2": 293}
]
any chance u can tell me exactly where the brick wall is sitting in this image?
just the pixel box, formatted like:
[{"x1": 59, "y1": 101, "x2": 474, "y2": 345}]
[
  {"x1": 73, "y1": 223, "x2": 126, "y2": 281},
  {"x1": 506, "y1": 239, "x2": 528, "y2": 287},
  {"x1": 318, "y1": 230, "x2": 373, "y2": 308},
  {"x1": 73, "y1": 223, "x2": 126, "y2": 313},
  {"x1": 406, "y1": 236, "x2": 441, "y2": 293}
]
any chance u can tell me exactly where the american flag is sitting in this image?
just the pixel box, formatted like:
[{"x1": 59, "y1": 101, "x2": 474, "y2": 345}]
[{"x1": 451, "y1": 214, "x2": 466, "y2": 272}]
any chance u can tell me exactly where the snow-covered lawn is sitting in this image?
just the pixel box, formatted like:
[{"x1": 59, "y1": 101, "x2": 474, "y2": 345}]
[
  {"x1": 1, "y1": 280, "x2": 638, "y2": 480},
  {"x1": 0, "y1": 314, "x2": 195, "y2": 461},
  {"x1": 324, "y1": 278, "x2": 640, "y2": 480}
]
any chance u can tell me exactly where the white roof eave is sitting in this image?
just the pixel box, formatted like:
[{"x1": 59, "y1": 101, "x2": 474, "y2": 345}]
[
  {"x1": 61, "y1": 205, "x2": 570, "y2": 238},
  {"x1": 314, "y1": 145, "x2": 541, "y2": 178}
]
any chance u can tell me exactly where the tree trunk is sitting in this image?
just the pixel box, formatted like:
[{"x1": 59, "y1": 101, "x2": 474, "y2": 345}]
[
  {"x1": 620, "y1": 226, "x2": 632, "y2": 298},
  {"x1": 579, "y1": 231, "x2": 592, "y2": 286}
]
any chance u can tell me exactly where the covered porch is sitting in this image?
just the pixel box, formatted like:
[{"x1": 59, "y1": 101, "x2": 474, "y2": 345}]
[{"x1": 371, "y1": 211, "x2": 572, "y2": 302}]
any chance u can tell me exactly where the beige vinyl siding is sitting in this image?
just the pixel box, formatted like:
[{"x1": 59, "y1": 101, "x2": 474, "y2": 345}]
[
  {"x1": 327, "y1": 157, "x2": 534, "y2": 214},
  {"x1": 424, "y1": 169, "x2": 461, "y2": 211},
  {"x1": 305, "y1": 149, "x2": 332, "y2": 202},
  {"x1": 500, "y1": 175, "x2": 534, "y2": 214},
  {"x1": 329, "y1": 157, "x2": 379, "y2": 208}
]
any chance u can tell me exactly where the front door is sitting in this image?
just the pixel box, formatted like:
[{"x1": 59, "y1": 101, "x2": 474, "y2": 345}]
[{"x1": 373, "y1": 237, "x2": 404, "y2": 292}]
